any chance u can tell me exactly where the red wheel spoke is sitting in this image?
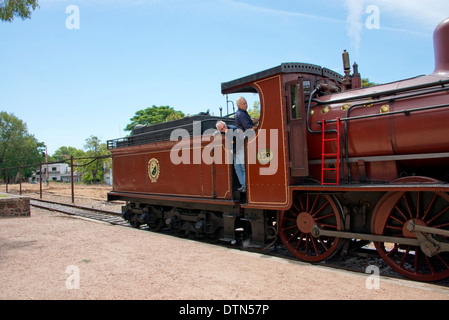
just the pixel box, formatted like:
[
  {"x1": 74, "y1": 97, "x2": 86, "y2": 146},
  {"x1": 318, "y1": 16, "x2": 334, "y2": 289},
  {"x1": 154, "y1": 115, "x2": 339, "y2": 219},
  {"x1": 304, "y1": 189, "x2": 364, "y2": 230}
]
[
  {"x1": 282, "y1": 225, "x2": 297, "y2": 232},
  {"x1": 287, "y1": 230, "x2": 299, "y2": 242},
  {"x1": 309, "y1": 194, "x2": 319, "y2": 213},
  {"x1": 431, "y1": 222, "x2": 449, "y2": 229},
  {"x1": 394, "y1": 205, "x2": 409, "y2": 222},
  {"x1": 437, "y1": 254, "x2": 449, "y2": 269},
  {"x1": 304, "y1": 234, "x2": 310, "y2": 254},
  {"x1": 317, "y1": 237, "x2": 330, "y2": 251},
  {"x1": 296, "y1": 234, "x2": 305, "y2": 250},
  {"x1": 310, "y1": 236, "x2": 320, "y2": 256},
  {"x1": 385, "y1": 244, "x2": 400, "y2": 257},
  {"x1": 298, "y1": 195, "x2": 305, "y2": 212},
  {"x1": 398, "y1": 246, "x2": 411, "y2": 268},
  {"x1": 390, "y1": 214, "x2": 406, "y2": 224},
  {"x1": 292, "y1": 202, "x2": 301, "y2": 215},
  {"x1": 427, "y1": 205, "x2": 449, "y2": 225},
  {"x1": 402, "y1": 194, "x2": 414, "y2": 220},
  {"x1": 422, "y1": 193, "x2": 437, "y2": 221},
  {"x1": 312, "y1": 200, "x2": 329, "y2": 217},
  {"x1": 424, "y1": 253, "x2": 435, "y2": 275},
  {"x1": 416, "y1": 191, "x2": 421, "y2": 219},
  {"x1": 314, "y1": 212, "x2": 335, "y2": 222},
  {"x1": 319, "y1": 223, "x2": 338, "y2": 230},
  {"x1": 385, "y1": 224, "x2": 402, "y2": 232}
]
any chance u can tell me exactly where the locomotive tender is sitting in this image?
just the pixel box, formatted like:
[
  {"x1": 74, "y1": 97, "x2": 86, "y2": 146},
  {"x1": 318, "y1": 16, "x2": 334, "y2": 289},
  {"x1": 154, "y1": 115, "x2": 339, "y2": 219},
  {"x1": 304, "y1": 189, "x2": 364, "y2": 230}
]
[{"x1": 108, "y1": 18, "x2": 449, "y2": 281}]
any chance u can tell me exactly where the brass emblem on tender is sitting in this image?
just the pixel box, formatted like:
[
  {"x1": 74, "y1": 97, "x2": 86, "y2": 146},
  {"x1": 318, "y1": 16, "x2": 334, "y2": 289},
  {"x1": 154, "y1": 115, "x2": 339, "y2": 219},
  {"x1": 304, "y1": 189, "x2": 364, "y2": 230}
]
[
  {"x1": 148, "y1": 158, "x2": 160, "y2": 183},
  {"x1": 257, "y1": 149, "x2": 274, "y2": 165},
  {"x1": 380, "y1": 104, "x2": 390, "y2": 113}
]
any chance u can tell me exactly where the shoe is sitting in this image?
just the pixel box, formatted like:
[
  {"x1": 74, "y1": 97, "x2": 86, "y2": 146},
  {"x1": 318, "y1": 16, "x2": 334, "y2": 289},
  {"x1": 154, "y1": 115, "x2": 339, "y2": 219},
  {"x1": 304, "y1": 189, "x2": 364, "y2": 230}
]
[{"x1": 238, "y1": 186, "x2": 246, "y2": 193}]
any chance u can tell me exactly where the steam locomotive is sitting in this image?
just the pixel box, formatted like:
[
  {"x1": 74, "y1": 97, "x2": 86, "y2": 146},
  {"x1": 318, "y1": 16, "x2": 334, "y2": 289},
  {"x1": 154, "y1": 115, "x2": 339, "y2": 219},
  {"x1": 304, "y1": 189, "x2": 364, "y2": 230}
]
[{"x1": 107, "y1": 18, "x2": 449, "y2": 281}]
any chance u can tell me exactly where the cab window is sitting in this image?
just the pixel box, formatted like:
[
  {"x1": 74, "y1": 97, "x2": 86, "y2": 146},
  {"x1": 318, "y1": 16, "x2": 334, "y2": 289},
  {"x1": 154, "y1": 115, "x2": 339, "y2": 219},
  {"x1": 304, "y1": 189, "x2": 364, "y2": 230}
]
[{"x1": 289, "y1": 84, "x2": 299, "y2": 119}]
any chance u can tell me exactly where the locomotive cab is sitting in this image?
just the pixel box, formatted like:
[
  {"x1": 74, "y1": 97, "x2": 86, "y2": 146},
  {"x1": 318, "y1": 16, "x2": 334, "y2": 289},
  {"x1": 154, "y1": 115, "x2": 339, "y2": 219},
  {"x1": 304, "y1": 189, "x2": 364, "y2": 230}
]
[{"x1": 221, "y1": 63, "x2": 344, "y2": 208}]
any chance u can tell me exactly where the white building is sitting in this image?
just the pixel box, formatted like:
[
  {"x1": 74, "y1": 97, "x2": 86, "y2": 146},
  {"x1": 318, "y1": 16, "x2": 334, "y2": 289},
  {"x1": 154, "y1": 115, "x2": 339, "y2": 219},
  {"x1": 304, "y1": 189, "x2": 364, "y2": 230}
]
[{"x1": 35, "y1": 163, "x2": 81, "y2": 183}]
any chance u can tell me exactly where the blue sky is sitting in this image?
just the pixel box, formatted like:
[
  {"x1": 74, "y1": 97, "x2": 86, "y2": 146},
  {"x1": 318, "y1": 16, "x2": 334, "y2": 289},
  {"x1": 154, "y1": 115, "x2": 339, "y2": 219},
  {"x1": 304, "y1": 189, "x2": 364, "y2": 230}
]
[{"x1": 1, "y1": 0, "x2": 449, "y2": 155}]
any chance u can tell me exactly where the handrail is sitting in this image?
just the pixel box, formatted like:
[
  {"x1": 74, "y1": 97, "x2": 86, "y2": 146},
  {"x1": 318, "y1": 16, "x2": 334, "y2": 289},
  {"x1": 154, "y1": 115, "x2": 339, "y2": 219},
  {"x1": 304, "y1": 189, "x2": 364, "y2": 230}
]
[{"x1": 312, "y1": 78, "x2": 449, "y2": 105}]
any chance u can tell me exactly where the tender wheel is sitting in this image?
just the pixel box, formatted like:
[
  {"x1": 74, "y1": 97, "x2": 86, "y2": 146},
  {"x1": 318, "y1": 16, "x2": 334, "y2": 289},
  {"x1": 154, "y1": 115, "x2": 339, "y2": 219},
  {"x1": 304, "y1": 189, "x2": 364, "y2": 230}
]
[
  {"x1": 372, "y1": 191, "x2": 449, "y2": 281},
  {"x1": 147, "y1": 219, "x2": 163, "y2": 232},
  {"x1": 279, "y1": 193, "x2": 344, "y2": 262},
  {"x1": 146, "y1": 207, "x2": 163, "y2": 232},
  {"x1": 129, "y1": 215, "x2": 142, "y2": 229},
  {"x1": 206, "y1": 227, "x2": 224, "y2": 243}
]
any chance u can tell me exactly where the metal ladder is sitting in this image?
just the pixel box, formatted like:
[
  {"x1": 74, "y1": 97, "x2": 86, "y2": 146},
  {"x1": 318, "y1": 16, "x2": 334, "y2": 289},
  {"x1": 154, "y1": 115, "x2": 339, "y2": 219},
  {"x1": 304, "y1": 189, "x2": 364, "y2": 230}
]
[{"x1": 321, "y1": 118, "x2": 341, "y2": 186}]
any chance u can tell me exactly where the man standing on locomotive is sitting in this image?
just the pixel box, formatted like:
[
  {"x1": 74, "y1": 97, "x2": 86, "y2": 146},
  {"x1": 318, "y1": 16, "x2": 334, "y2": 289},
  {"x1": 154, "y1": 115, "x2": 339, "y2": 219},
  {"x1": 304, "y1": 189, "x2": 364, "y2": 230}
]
[
  {"x1": 216, "y1": 121, "x2": 247, "y2": 193},
  {"x1": 233, "y1": 97, "x2": 259, "y2": 192},
  {"x1": 235, "y1": 97, "x2": 258, "y2": 132}
]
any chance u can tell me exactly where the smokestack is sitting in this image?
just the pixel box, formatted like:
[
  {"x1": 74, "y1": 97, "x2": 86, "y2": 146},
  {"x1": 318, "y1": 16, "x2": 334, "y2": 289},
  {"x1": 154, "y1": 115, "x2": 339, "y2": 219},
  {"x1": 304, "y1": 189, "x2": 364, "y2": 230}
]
[{"x1": 433, "y1": 17, "x2": 449, "y2": 75}]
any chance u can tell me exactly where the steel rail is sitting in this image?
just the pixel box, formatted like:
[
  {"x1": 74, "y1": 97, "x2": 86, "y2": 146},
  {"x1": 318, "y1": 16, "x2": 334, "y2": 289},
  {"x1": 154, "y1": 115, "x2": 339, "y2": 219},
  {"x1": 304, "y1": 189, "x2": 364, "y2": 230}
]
[{"x1": 30, "y1": 198, "x2": 127, "y2": 226}]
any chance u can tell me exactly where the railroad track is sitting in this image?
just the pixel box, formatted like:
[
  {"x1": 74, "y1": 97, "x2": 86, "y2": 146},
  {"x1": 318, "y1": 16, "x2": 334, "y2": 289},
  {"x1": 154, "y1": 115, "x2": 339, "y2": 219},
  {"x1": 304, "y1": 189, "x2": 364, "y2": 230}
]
[
  {"x1": 30, "y1": 198, "x2": 449, "y2": 289},
  {"x1": 30, "y1": 198, "x2": 129, "y2": 226}
]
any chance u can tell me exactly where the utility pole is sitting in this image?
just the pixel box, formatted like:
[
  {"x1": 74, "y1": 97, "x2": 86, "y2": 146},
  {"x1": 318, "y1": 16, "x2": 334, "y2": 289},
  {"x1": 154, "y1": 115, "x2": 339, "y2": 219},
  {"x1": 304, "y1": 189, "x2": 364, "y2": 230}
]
[{"x1": 46, "y1": 145, "x2": 49, "y2": 186}]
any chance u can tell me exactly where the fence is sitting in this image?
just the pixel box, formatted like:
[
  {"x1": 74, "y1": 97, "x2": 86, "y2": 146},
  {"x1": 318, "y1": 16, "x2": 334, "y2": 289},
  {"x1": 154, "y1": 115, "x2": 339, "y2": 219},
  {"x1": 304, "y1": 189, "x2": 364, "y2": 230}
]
[{"x1": 1, "y1": 155, "x2": 111, "y2": 203}]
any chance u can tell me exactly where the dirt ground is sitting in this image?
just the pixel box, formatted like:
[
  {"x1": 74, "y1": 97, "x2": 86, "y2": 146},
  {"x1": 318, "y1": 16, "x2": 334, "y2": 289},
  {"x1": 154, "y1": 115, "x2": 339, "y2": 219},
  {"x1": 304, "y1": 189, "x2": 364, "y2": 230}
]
[{"x1": 1, "y1": 183, "x2": 449, "y2": 300}]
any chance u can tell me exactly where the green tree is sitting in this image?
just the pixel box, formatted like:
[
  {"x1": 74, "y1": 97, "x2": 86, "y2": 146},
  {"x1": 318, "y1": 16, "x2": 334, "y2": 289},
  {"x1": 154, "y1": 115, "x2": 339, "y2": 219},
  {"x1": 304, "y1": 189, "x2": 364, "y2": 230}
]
[
  {"x1": 362, "y1": 78, "x2": 378, "y2": 88},
  {"x1": 0, "y1": 111, "x2": 42, "y2": 181},
  {"x1": 247, "y1": 101, "x2": 260, "y2": 119},
  {"x1": 76, "y1": 136, "x2": 110, "y2": 184},
  {"x1": 0, "y1": 0, "x2": 39, "y2": 22},
  {"x1": 125, "y1": 105, "x2": 184, "y2": 132},
  {"x1": 52, "y1": 146, "x2": 84, "y2": 163}
]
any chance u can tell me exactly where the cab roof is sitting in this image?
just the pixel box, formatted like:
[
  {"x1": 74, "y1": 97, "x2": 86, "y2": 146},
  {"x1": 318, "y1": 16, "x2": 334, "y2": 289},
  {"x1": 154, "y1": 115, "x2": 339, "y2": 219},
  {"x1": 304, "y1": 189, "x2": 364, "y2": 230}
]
[{"x1": 221, "y1": 62, "x2": 343, "y2": 94}]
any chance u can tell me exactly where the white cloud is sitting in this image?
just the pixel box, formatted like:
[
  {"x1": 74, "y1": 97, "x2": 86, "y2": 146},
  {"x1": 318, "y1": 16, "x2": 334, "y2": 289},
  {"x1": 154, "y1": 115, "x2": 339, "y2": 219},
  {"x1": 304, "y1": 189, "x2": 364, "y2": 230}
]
[{"x1": 344, "y1": 0, "x2": 365, "y2": 51}]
